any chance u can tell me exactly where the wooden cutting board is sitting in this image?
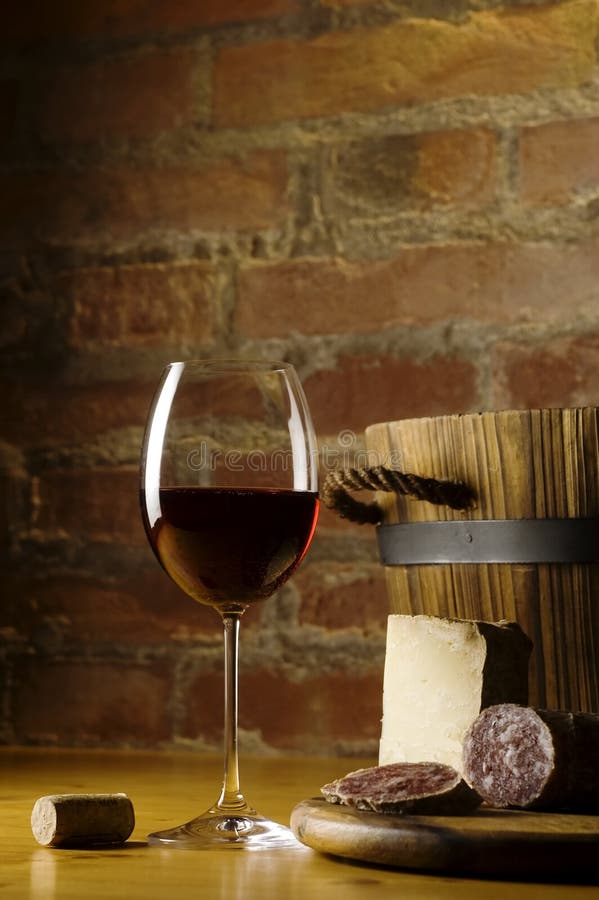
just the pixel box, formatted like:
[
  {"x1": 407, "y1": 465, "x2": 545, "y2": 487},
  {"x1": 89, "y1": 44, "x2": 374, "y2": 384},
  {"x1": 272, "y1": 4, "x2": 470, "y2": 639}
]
[{"x1": 290, "y1": 798, "x2": 599, "y2": 881}]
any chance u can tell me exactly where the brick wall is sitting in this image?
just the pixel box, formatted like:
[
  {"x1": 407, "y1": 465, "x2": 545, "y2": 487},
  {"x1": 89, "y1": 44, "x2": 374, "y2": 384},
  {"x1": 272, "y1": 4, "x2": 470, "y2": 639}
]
[{"x1": 1, "y1": 0, "x2": 599, "y2": 754}]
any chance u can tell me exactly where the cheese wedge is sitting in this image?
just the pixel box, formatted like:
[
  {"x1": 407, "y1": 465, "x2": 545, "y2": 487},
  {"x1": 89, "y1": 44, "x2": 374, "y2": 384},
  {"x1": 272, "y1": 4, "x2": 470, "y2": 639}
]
[{"x1": 379, "y1": 614, "x2": 532, "y2": 773}]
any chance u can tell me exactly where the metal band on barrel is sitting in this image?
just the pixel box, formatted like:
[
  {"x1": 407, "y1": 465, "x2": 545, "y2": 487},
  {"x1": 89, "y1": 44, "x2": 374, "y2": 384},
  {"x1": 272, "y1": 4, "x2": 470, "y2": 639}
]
[{"x1": 376, "y1": 518, "x2": 599, "y2": 565}]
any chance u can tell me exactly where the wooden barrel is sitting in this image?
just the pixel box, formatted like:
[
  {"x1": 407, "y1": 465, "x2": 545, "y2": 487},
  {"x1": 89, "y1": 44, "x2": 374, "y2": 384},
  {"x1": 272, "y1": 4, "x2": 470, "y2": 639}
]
[{"x1": 364, "y1": 408, "x2": 599, "y2": 713}]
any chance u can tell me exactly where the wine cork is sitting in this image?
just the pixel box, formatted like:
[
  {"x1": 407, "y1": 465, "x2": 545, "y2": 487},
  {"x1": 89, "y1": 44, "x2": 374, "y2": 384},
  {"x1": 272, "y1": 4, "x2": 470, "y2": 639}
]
[{"x1": 31, "y1": 793, "x2": 135, "y2": 847}]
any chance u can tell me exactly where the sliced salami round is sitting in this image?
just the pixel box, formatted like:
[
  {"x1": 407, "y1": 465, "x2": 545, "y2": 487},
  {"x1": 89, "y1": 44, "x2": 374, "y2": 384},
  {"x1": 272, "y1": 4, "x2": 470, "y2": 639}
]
[
  {"x1": 321, "y1": 761, "x2": 481, "y2": 815},
  {"x1": 462, "y1": 703, "x2": 599, "y2": 811}
]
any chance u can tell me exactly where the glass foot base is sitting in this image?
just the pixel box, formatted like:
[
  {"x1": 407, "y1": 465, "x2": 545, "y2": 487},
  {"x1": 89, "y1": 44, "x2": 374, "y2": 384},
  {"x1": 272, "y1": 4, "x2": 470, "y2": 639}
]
[{"x1": 148, "y1": 812, "x2": 301, "y2": 850}]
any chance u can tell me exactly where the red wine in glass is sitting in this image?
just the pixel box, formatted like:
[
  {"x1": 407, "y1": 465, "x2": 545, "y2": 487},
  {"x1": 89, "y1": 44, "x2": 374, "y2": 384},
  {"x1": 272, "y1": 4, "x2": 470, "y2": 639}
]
[
  {"x1": 141, "y1": 486, "x2": 318, "y2": 612},
  {"x1": 139, "y1": 360, "x2": 319, "y2": 849}
]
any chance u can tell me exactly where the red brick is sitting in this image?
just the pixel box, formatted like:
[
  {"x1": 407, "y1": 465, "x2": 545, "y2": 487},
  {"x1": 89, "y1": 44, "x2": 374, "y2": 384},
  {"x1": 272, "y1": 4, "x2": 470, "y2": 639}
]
[
  {"x1": 0, "y1": 151, "x2": 289, "y2": 243},
  {"x1": 164, "y1": 370, "x2": 270, "y2": 426},
  {"x1": 236, "y1": 240, "x2": 599, "y2": 338},
  {"x1": 243, "y1": 669, "x2": 383, "y2": 750},
  {"x1": 35, "y1": 467, "x2": 144, "y2": 545},
  {"x1": 1, "y1": 381, "x2": 155, "y2": 446},
  {"x1": 494, "y1": 240, "x2": 599, "y2": 324},
  {"x1": 180, "y1": 670, "x2": 223, "y2": 745},
  {"x1": 491, "y1": 336, "x2": 599, "y2": 410},
  {"x1": 1, "y1": 572, "x2": 220, "y2": 644},
  {"x1": 325, "y1": 129, "x2": 498, "y2": 215},
  {"x1": 237, "y1": 252, "x2": 490, "y2": 338},
  {"x1": 519, "y1": 116, "x2": 599, "y2": 205},
  {"x1": 183, "y1": 666, "x2": 383, "y2": 750},
  {"x1": 304, "y1": 354, "x2": 478, "y2": 434},
  {"x1": 37, "y1": 49, "x2": 200, "y2": 143},
  {"x1": 214, "y1": 2, "x2": 597, "y2": 126},
  {"x1": 11, "y1": 658, "x2": 174, "y2": 745},
  {"x1": 295, "y1": 563, "x2": 387, "y2": 630},
  {"x1": 60, "y1": 261, "x2": 215, "y2": 348},
  {"x1": 0, "y1": 372, "x2": 285, "y2": 448},
  {"x1": 5, "y1": 0, "x2": 298, "y2": 43}
]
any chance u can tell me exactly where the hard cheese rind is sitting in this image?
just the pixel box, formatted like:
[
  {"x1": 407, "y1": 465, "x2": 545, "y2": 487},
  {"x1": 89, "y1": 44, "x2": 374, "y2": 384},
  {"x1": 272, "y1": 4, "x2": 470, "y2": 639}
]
[{"x1": 379, "y1": 615, "x2": 531, "y2": 773}]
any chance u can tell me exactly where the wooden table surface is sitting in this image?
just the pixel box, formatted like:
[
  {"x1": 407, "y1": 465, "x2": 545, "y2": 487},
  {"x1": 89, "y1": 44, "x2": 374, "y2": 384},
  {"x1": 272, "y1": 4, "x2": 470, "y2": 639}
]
[{"x1": 2, "y1": 746, "x2": 598, "y2": 899}]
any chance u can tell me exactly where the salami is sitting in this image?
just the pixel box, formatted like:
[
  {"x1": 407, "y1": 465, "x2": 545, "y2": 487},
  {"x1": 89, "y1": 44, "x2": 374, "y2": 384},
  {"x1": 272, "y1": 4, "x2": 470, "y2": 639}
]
[
  {"x1": 321, "y1": 762, "x2": 481, "y2": 815},
  {"x1": 462, "y1": 704, "x2": 599, "y2": 811}
]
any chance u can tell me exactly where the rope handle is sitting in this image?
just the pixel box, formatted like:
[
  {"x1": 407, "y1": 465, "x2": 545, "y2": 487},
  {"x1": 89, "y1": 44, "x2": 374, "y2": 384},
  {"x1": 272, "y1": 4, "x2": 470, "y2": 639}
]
[{"x1": 321, "y1": 465, "x2": 475, "y2": 525}]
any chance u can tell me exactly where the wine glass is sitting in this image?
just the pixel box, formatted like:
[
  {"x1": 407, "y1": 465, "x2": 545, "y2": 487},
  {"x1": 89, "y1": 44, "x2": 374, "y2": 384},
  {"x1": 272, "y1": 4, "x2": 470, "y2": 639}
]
[{"x1": 139, "y1": 360, "x2": 319, "y2": 849}]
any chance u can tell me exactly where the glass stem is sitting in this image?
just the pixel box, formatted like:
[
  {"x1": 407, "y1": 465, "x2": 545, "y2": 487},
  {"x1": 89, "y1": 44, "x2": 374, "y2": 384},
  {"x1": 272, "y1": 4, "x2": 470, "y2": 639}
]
[{"x1": 215, "y1": 612, "x2": 252, "y2": 814}]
